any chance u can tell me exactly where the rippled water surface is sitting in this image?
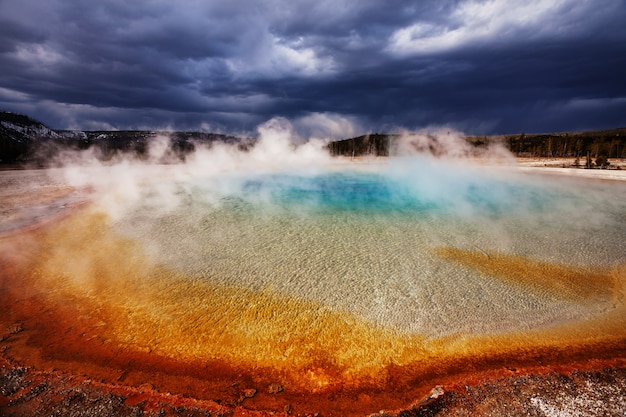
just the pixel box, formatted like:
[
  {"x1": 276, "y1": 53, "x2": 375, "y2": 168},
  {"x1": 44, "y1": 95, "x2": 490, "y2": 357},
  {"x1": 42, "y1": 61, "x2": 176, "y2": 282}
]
[{"x1": 108, "y1": 160, "x2": 626, "y2": 337}]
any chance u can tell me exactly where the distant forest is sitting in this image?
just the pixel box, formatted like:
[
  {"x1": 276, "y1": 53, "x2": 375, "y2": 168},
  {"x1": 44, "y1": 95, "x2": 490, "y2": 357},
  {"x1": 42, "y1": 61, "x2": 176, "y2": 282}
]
[{"x1": 327, "y1": 129, "x2": 626, "y2": 162}]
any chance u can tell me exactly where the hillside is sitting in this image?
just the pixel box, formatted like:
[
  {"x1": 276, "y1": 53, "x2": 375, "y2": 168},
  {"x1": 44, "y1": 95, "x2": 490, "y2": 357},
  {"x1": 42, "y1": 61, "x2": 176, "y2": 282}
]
[
  {"x1": 0, "y1": 112, "x2": 60, "y2": 164},
  {"x1": 0, "y1": 111, "x2": 246, "y2": 166}
]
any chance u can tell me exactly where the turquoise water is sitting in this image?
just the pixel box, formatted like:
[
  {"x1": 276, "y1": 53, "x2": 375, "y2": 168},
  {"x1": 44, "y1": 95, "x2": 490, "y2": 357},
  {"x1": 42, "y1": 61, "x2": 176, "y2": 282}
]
[
  {"x1": 113, "y1": 160, "x2": 626, "y2": 337},
  {"x1": 238, "y1": 170, "x2": 574, "y2": 216}
]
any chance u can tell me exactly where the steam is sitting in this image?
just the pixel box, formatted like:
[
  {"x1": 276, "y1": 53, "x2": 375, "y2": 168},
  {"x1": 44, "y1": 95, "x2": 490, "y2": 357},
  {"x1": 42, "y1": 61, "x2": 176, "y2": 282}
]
[
  {"x1": 392, "y1": 127, "x2": 513, "y2": 162},
  {"x1": 48, "y1": 117, "x2": 335, "y2": 219},
  {"x1": 39, "y1": 115, "x2": 625, "y2": 269}
]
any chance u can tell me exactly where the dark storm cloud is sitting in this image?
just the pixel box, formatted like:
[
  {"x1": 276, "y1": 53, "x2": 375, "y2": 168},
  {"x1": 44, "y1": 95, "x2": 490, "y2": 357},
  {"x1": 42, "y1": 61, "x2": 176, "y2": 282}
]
[{"x1": 0, "y1": 0, "x2": 625, "y2": 135}]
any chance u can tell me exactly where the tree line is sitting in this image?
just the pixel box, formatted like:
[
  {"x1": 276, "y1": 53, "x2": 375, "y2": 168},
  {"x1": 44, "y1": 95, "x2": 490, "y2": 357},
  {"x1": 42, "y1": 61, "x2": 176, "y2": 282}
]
[
  {"x1": 327, "y1": 129, "x2": 626, "y2": 161},
  {"x1": 468, "y1": 129, "x2": 626, "y2": 159}
]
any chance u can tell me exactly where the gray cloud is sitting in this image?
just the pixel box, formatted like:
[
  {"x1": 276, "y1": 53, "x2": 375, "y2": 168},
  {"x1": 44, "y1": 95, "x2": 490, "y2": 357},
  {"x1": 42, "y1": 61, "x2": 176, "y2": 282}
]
[{"x1": 0, "y1": 0, "x2": 625, "y2": 136}]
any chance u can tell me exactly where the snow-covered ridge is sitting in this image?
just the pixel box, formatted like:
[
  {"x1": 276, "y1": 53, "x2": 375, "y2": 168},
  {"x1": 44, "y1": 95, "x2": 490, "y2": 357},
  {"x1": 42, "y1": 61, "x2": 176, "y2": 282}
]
[
  {"x1": 57, "y1": 130, "x2": 88, "y2": 140},
  {"x1": 1, "y1": 121, "x2": 60, "y2": 139}
]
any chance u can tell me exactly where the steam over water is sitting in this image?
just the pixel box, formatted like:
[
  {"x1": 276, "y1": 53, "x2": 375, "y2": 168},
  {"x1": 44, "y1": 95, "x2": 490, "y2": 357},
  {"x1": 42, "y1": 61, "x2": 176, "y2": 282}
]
[
  {"x1": 111, "y1": 158, "x2": 626, "y2": 337},
  {"x1": 2, "y1": 123, "x2": 626, "y2": 404}
]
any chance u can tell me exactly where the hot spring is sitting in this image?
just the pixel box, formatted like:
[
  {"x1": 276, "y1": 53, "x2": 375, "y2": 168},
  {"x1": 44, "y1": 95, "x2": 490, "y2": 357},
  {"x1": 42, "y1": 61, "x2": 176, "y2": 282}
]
[{"x1": 1, "y1": 131, "x2": 626, "y2": 415}]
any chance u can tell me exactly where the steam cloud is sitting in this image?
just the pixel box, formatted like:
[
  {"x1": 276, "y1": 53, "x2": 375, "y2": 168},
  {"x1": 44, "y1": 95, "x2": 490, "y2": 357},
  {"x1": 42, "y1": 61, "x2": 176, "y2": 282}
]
[
  {"x1": 45, "y1": 118, "x2": 520, "y2": 219},
  {"x1": 36, "y1": 115, "x2": 625, "y2": 274}
]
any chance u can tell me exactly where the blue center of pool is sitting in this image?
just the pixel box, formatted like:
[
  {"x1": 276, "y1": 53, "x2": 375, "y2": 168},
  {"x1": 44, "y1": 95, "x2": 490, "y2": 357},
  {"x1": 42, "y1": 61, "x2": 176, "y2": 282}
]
[{"x1": 238, "y1": 170, "x2": 572, "y2": 217}]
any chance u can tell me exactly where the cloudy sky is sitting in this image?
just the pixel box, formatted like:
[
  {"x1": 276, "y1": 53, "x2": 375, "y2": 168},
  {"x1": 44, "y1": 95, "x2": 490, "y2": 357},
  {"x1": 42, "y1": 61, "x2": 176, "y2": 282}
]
[{"x1": 1, "y1": 0, "x2": 625, "y2": 137}]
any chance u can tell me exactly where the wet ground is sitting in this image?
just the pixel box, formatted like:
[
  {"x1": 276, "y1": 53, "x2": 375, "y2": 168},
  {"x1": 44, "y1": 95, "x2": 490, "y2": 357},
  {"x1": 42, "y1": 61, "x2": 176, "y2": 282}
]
[
  {"x1": 0, "y1": 169, "x2": 87, "y2": 235},
  {"x1": 2, "y1": 346, "x2": 626, "y2": 417}
]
